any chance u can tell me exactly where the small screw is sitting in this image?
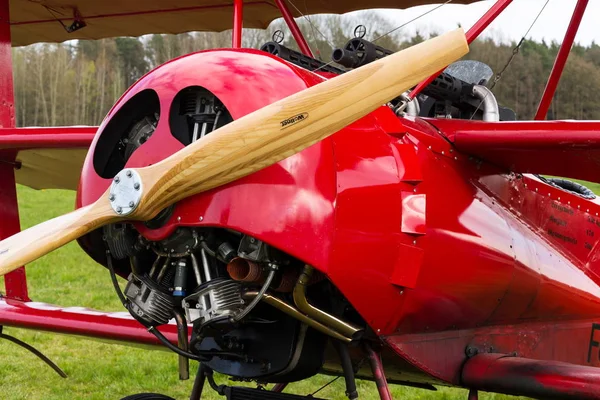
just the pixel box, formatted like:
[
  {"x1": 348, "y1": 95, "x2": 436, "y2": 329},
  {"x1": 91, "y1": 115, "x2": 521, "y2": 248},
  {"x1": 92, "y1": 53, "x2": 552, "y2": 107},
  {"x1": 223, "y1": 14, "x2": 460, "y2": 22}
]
[
  {"x1": 128, "y1": 201, "x2": 134, "y2": 208},
  {"x1": 177, "y1": 216, "x2": 182, "y2": 222},
  {"x1": 109, "y1": 194, "x2": 115, "y2": 201},
  {"x1": 134, "y1": 183, "x2": 140, "y2": 190},
  {"x1": 377, "y1": 329, "x2": 381, "y2": 333},
  {"x1": 114, "y1": 176, "x2": 120, "y2": 184},
  {"x1": 413, "y1": 240, "x2": 417, "y2": 245},
  {"x1": 126, "y1": 170, "x2": 133, "y2": 178},
  {"x1": 116, "y1": 206, "x2": 122, "y2": 214},
  {"x1": 199, "y1": 216, "x2": 204, "y2": 221}
]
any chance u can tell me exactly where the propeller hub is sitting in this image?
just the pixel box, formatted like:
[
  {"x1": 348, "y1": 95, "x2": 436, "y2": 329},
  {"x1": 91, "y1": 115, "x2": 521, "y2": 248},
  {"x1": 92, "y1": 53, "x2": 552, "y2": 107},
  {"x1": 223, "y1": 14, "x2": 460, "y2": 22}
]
[{"x1": 109, "y1": 169, "x2": 143, "y2": 216}]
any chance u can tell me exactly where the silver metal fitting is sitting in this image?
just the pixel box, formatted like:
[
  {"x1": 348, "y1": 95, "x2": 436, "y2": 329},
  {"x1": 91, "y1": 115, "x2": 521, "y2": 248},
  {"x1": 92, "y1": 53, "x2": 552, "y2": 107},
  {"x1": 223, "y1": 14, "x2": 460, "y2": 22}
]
[{"x1": 108, "y1": 169, "x2": 143, "y2": 216}]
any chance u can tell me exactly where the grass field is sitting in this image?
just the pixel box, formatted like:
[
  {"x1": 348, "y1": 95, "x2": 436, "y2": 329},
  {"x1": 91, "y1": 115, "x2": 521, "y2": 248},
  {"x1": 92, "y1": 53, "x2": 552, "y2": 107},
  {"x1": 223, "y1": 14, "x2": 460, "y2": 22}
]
[{"x1": 0, "y1": 185, "x2": 540, "y2": 400}]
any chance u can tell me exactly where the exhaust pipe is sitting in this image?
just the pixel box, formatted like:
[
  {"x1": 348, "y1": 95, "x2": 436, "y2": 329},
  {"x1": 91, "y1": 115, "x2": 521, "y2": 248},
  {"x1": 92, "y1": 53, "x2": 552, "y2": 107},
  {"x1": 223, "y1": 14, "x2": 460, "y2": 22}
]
[
  {"x1": 242, "y1": 291, "x2": 352, "y2": 343},
  {"x1": 293, "y1": 265, "x2": 363, "y2": 340}
]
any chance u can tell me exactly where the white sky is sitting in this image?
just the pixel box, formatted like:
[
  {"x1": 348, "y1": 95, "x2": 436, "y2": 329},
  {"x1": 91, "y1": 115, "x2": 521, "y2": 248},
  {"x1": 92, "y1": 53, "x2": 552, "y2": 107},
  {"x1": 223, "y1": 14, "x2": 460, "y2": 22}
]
[{"x1": 372, "y1": 0, "x2": 600, "y2": 45}]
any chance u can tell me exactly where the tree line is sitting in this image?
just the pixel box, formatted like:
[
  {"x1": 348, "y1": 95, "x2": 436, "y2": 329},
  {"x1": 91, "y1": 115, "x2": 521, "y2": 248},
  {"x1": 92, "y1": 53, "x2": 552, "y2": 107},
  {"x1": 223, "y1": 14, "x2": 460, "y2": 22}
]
[{"x1": 11, "y1": 13, "x2": 600, "y2": 126}]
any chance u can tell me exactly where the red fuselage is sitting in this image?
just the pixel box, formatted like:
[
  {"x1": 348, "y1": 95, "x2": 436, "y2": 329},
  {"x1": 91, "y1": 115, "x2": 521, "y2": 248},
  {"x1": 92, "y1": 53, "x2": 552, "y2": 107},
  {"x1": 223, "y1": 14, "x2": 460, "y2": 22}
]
[{"x1": 76, "y1": 49, "x2": 600, "y2": 385}]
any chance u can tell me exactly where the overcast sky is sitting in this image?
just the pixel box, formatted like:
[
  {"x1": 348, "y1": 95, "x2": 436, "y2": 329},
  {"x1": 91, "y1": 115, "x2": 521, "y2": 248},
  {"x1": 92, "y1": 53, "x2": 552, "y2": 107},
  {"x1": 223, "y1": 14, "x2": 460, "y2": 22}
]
[{"x1": 371, "y1": 0, "x2": 600, "y2": 45}]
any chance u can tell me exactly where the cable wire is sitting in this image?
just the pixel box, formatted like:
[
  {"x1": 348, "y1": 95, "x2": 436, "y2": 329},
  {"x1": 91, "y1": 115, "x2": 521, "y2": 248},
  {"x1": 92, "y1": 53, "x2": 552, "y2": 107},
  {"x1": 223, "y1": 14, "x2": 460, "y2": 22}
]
[
  {"x1": 372, "y1": 0, "x2": 453, "y2": 43},
  {"x1": 105, "y1": 251, "x2": 243, "y2": 362},
  {"x1": 470, "y1": 0, "x2": 551, "y2": 119}
]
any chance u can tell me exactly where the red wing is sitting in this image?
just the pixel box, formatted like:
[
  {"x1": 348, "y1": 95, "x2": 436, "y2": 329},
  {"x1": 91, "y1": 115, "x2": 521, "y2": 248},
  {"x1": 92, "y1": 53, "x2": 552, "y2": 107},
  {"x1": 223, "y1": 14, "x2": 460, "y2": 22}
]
[
  {"x1": 430, "y1": 119, "x2": 600, "y2": 184},
  {"x1": 0, "y1": 127, "x2": 96, "y2": 190}
]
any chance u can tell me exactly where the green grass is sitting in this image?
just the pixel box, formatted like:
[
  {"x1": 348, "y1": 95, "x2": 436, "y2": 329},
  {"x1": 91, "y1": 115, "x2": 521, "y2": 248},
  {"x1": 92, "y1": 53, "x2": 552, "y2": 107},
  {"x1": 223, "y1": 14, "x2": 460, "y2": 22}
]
[{"x1": 0, "y1": 186, "x2": 527, "y2": 400}]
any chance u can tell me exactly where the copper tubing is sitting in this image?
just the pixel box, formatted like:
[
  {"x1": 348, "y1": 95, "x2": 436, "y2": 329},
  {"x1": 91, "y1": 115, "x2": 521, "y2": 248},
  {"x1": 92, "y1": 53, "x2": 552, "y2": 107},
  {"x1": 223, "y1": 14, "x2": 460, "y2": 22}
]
[
  {"x1": 242, "y1": 291, "x2": 352, "y2": 343},
  {"x1": 273, "y1": 267, "x2": 324, "y2": 292},
  {"x1": 293, "y1": 265, "x2": 363, "y2": 340},
  {"x1": 274, "y1": 268, "x2": 300, "y2": 292},
  {"x1": 227, "y1": 257, "x2": 264, "y2": 283},
  {"x1": 172, "y1": 309, "x2": 189, "y2": 381}
]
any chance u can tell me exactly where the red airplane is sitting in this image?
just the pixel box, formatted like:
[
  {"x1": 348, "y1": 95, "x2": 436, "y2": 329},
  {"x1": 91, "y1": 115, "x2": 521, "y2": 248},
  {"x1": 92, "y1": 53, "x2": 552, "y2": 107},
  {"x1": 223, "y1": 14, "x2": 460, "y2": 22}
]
[{"x1": 0, "y1": 1, "x2": 598, "y2": 399}]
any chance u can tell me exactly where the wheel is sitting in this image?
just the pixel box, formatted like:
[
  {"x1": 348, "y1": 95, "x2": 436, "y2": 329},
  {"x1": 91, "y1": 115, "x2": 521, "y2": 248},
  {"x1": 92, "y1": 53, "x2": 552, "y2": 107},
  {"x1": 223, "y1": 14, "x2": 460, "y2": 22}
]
[{"x1": 120, "y1": 394, "x2": 175, "y2": 400}]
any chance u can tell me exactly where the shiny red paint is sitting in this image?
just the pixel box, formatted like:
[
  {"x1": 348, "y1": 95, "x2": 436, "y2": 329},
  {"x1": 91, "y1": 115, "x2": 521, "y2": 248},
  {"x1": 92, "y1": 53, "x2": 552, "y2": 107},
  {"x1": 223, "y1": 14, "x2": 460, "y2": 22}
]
[
  {"x1": 535, "y1": 0, "x2": 589, "y2": 120},
  {"x1": 275, "y1": 0, "x2": 313, "y2": 57},
  {"x1": 232, "y1": 0, "x2": 243, "y2": 48},
  {"x1": 78, "y1": 49, "x2": 412, "y2": 332},
  {"x1": 0, "y1": 298, "x2": 183, "y2": 346},
  {"x1": 0, "y1": 0, "x2": 29, "y2": 301},
  {"x1": 386, "y1": 317, "x2": 600, "y2": 384},
  {"x1": 2, "y1": 2, "x2": 600, "y2": 399},
  {"x1": 431, "y1": 119, "x2": 600, "y2": 184},
  {"x1": 462, "y1": 353, "x2": 600, "y2": 399},
  {"x1": 77, "y1": 48, "x2": 600, "y2": 377},
  {"x1": 366, "y1": 345, "x2": 393, "y2": 400},
  {"x1": 0, "y1": 157, "x2": 29, "y2": 301},
  {"x1": 0, "y1": 127, "x2": 96, "y2": 149},
  {"x1": 410, "y1": 0, "x2": 513, "y2": 99}
]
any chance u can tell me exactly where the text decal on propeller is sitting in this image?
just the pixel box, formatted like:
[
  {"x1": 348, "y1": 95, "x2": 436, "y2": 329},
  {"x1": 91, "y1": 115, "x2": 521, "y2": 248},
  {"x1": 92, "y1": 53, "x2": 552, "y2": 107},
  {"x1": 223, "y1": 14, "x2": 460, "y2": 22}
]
[{"x1": 280, "y1": 113, "x2": 308, "y2": 129}]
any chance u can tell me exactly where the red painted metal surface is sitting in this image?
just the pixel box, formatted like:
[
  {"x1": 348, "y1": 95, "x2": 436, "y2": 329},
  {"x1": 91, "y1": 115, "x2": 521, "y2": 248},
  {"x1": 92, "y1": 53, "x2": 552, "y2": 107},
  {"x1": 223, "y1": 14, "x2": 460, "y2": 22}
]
[
  {"x1": 0, "y1": 0, "x2": 29, "y2": 301},
  {"x1": 431, "y1": 118, "x2": 600, "y2": 184},
  {"x1": 410, "y1": 0, "x2": 513, "y2": 99},
  {"x1": 386, "y1": 316, "x2": 600, "y2": 384},
  {"x1": 366, "y1": 345, "x2": 393, "y2": 400},
  {"x1": 462, "y1": 353, "x2": 600, "y2": 399},
  {"x1": 232, "y1": 0, "x2": 243, "y2": 48},
  {"x1": 1, "y1": 2, "x2": 599, "y2": 397},
  {"x1": 274, "y1": 0, "x2": 313, "y2": 57},
  {"x1": 0, "y1": 127, "x2": 96, "y2": 149},
  {"x1": 0, "y1": 298, "x2": 183, "y2": 346},
  {"x1": 78, "y1": 49, "x2": 411, "y2": 333},
  {"x1": 0, "y1": 158, "x2": 29, "y2": 301},
  {"x1": 535, "y1": 0, "x2": 589, "y2": 120}
]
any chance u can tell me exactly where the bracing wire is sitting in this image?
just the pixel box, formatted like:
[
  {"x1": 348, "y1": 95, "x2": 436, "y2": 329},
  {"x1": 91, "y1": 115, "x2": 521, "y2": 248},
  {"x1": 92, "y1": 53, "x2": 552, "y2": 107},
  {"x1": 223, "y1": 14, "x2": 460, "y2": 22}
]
[
  {"x1": 310, "y1": 0, "x2": 454, "y2": 73},
  {"x1": 286, "y1": 0, "x2": 337, "y2": 57},
  {"x1": 372, "y1": 0, "x2": 453, "y2": 43},
  {"x1": 470, "y1": 0, "x2": 551, "y2": 119}
]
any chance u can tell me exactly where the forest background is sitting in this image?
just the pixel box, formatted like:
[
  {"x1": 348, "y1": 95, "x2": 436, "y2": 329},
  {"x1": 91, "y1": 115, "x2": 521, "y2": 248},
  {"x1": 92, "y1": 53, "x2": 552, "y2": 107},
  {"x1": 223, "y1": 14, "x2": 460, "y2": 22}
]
[{"x1": 12, "y1": 12, "x2": 600, "y2": 127}]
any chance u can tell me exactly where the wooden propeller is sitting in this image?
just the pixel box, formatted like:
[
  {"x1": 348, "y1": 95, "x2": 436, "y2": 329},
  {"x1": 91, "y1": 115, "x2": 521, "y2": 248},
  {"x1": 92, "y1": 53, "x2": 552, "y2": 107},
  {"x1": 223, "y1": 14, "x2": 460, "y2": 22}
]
[{"x1": 0, "y1": 29, "x2": 468, "y2": 276}]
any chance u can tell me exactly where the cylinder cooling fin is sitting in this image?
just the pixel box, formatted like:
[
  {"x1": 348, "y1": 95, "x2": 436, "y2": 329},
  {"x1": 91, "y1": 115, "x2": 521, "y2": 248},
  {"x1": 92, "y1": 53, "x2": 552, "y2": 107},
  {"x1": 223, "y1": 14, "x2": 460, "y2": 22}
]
[
  {"x1": 93, "y1": 89, "x2": 160, "y2": 178},
  {"x1": 169, "y1": 86, "x2": 233, "y2": 146}
]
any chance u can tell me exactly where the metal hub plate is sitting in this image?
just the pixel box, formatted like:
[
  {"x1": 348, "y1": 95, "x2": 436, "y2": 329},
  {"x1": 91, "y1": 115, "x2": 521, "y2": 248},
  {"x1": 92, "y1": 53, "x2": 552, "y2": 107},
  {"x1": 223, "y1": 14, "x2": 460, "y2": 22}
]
[{"x1": 109, "y1": 169, "x2": 143, "y2": 216}]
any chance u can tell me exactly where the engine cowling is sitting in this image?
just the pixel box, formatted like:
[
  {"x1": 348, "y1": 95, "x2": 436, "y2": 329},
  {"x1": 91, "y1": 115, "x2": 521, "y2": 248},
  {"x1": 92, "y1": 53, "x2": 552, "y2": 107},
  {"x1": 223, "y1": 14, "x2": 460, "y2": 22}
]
[{"x1": 76, "y1": 49, "x2": 338, "y2": 273}]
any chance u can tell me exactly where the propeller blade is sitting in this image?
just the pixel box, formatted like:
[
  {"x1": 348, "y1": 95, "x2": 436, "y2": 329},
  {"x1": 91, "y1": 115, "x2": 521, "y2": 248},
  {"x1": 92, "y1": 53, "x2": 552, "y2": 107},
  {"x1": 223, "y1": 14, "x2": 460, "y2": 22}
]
[{"x1": 0, "y1": 28, "x2": 468, "y2": 276}]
